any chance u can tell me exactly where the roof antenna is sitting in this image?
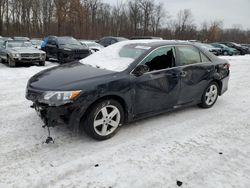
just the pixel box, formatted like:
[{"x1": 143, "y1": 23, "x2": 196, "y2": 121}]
[{"x1": 42, "y1": 125, "x2": 55, "y2": 144}]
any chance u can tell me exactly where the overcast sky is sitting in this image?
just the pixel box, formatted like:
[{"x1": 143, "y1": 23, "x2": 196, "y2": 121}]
[{"x1": 103, "y1": 0, "x2": 250, "y2": 29}]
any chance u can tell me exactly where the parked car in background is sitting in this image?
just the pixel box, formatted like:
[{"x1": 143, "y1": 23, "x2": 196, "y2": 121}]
[
  {"x1": 211, "y1": 43, "x2": 238, "y2": 56},
  {"x1": 0, "y1": 40, "x2": 46, "y2": 67},
  {"x1": 30, "y1": 39, "x2": 43, "y2": 49},
  {"x1": 13, "y1": 37, "x2": 30, "y2": 41},
  {"x1": 97, "y1": 36, "x2": 128, "y2": 47},
  {"x1": 221, "y1": 42, "x2": 249, "y2": 55},
  {"x1": 130, "y1": 36, "x2": 163, "y2": 40},
  {"x1": 44, "y1": 36, "x2": 91, "y2": 63},
  {"x1": 241, "y1": 44, "x2": 250, "y2": 53},
  {"x1": 193, "y1": 42, "x2": 222, "y2": 56},
  {"x1": 26, "y1": 40, "x2": 230, "y2": 140},
  {"x1": 79, "y1": 40, "x2": 104, "y2": 52},
  {"x1": 241, "y1": 44, "x2": 250, "y2": 48},
  {"x1": 0, "y1": 37, "x2": 13, "y2": 41}
]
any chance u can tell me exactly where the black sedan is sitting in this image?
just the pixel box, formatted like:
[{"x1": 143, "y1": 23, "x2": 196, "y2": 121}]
[
  {"x1": 221, "y1": 42, "x2": 249, "y2": 55},
  {"x1": 26, "y1": 40, "x2": 230, "y2": 140},
  {"x1": 97, "y1": 36, "x2": 128, "y2": 47}
]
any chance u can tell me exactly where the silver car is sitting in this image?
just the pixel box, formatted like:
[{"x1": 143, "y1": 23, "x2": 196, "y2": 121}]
[{"x1": 0, "y1": 40, "x2": 46, "y2": 67}]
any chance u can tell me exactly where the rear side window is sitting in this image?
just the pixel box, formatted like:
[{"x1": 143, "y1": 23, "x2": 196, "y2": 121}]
[{"x1": 178, "y1": 46, "x2": 201, "y2": 65}]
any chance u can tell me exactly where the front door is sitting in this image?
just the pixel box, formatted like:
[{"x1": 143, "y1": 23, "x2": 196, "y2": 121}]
[{"x1": 131, "y1": 46, "x2": 181, "y2": 116}]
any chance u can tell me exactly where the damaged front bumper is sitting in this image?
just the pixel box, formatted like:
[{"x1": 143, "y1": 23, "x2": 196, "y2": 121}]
[{"x1": 31, "y1": 102, "x2": 73, "y2": 127}]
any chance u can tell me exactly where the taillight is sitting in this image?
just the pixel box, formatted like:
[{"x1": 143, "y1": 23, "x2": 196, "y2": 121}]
[{"x1": 224, "y1": 63, "x2": 230, "y2": 70}]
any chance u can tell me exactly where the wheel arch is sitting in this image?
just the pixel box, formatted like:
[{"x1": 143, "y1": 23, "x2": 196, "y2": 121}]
[
  {"x1": 79, "y1": 94, "x2": 129, "y2": 129},
  {"x1": 211, "y1": 79, "x2": 222, "y2": 95}
]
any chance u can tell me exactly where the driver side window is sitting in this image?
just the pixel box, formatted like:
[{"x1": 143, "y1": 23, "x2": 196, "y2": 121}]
[{"x1": 141, "y1": 47, "x2": 176, "y2": 72}]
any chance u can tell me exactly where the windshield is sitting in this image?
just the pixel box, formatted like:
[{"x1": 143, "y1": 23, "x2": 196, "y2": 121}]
[
  {"x1": 58, "y1": 37, "x2": 81, "y2": 46},
  {"x1": 220, "y1": 44, "x2": 229, "y2": 48},
  {"x1": 7, "y1": 41, "x2": 32, "y2": 48},
  {"x1": 87, "y1": 42, "x2": 104, "y2": 48},
  {"x1": 231, "y1": 42, "x2": 241, "y2": 47},
  {"x1": 31, "y1": 40, "x2": 42, "y2": 45},
  {"x1": 80, "y1": 41, "x2": 153, "y2": 72}
]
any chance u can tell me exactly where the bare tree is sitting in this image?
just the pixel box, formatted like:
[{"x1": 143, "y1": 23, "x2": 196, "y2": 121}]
[
  {"x1": 207, "y1": 20, "x2": 223, "y2": 42},
  {"x1": 0, "y1": 0, "x2": 249, "y2": 43},
  {"x1": 139, "y1": 0, "x2": 154, "y2": 35},
  {"x1": 174, "y1": 9, "x2": 196, "y2": 40},
  {"x1": 128, "y1": 0, "x2": 141, "y2": 35}
]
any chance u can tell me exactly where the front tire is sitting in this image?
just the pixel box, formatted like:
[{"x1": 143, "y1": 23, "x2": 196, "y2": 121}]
[
  {"x1": 83, "y1": 99, "x2": 124, "y2": 140},
  {"x1": 223, "y1": 51, "x2": 228, "y2": 56},
  {"x1": 57, "y1": 53, "x2": 65, "y2": 64},
  {"x1": 8, "y1": 57, "x2": 16, "y2": 67},
  {"x1": 39, "y1": 61, "x2": 45, "y2": 66},
  {"x1": 198, "y1": 82, "x2": 219, "y2": 108}
]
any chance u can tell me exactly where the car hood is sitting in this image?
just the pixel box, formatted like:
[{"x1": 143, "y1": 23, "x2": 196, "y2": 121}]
[
  {"x1": 9, "y1": 47, "x2": 44, "y2": 54},
  {"x1": 28, "y1": 61, "x2": 116, "y2": 90}
]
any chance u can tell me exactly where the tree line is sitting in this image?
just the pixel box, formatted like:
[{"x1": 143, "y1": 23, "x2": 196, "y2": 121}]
[{"x1": 0, "y1": 0, "x2": 249, "y2": 43}]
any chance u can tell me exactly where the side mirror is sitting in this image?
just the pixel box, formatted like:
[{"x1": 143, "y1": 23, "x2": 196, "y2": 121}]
[{"x1": 132, "y1": 64, "x2": 149, "y2": 77}]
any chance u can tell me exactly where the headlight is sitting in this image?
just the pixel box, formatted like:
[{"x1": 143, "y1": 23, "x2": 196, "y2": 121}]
[
  {"x1": 63, "y1": 48, "x2": 72, "y2": 51},
  {"x1": 39, "y1": 90, "x2": 82, "y2": 106},
  {"x1": 40, "y1": 53, "x2": 46, "y2": 59},
  {"x1": 12, "y1": 53, "x2": 20, "y2": 58}
]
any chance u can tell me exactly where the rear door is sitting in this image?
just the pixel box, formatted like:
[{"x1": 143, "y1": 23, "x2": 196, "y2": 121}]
[
  {"x1": 176, "y1": 45, "x2": 214, "y2": 105},
  {"x1": 131, "y1": 46, "x2": 181, "y2": 115}
]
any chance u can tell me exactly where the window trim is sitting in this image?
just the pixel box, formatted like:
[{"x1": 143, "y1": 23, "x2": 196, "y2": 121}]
[
  {"x1": 130, "y1": 44, "x2": 212, "y2": 76},
  {"x1": 130, "y1": 45, "x2": 177, "y2": 75}
]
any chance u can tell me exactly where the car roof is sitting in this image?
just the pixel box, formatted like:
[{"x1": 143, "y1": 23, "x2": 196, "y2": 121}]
[
  {"x1": 126, "y1": 39, "x2": 192, "y2": 48},
  {"x1": 100, "y1": 36, "x2": 128, "y2": 40},
  {"x1": 130, "y1": 36, "x2": 163, "y2": 40}
]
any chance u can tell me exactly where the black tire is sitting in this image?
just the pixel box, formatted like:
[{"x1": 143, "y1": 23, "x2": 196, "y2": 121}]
[
  {"x1": 39, "y1": 61, "x2": 45, "y2": 66},
  {"x1": 57, "y1": 53, "x2": 65, "y2": 64},
  {"x1": 82, "y1": 99, "x2": 124, "y2": 140},
  {"x1": 223, "y1": 51, "x2": 228, "y2": 56},
  {"x1": 8, "y1": 57, "x2": 16, "y2": 67},
  {"x1": 198, "y1": 82, "x2": 219, "y2": 108}
]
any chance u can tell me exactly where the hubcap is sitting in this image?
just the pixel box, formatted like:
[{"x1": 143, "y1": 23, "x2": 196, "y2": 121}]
[
  {"x1": 94, "y1": 105, "x2": 121, "y2": 136},
  {"x1": 205, "y1": 85, "x2": 218, "y2": 105}
]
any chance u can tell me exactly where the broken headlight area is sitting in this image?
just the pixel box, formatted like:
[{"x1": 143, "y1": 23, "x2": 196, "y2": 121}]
[{"x1": 38, "y1": 90, "x2": 82, "y2": 106}]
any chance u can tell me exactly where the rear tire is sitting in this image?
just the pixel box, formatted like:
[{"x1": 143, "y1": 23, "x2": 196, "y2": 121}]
[
  {"x1": 198, "y1": 82, "x2": 219, "y2": 108},
  {"x1": 82, "y1": 99, "x2": 124, "y2": 140}
]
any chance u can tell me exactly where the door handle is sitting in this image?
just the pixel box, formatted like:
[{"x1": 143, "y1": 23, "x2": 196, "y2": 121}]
[{"x1": 180, "y1": 71, "x2": 187, "y2": 77}]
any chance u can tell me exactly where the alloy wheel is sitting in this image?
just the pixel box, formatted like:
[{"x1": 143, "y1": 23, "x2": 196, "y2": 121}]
[
  {"x1": 205, "y1": 84, "x2": 218, "y2": 106},
  {"x1": 93, "y1": 105, "x2": 121, "y2": 136}
]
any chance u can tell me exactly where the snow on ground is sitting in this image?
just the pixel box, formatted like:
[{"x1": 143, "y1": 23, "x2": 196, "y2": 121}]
[{"x1": 0, "y1": 56, "x2": 250, "y2": 188}]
